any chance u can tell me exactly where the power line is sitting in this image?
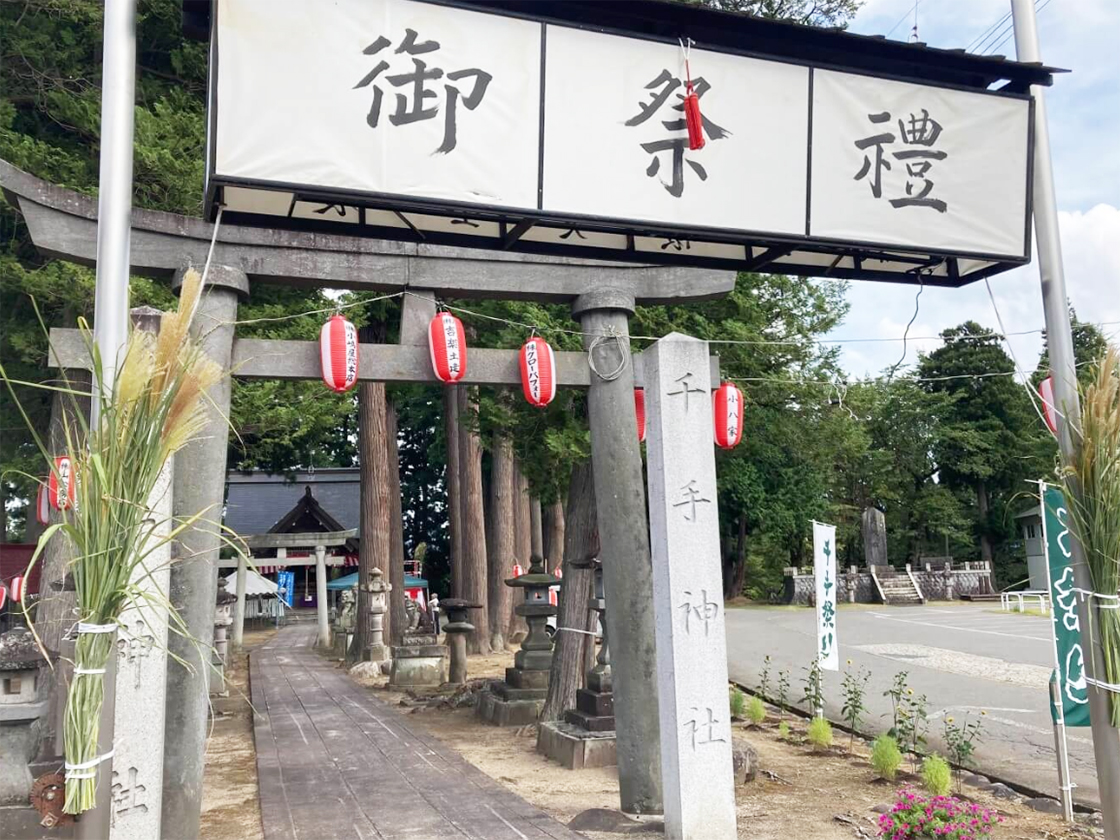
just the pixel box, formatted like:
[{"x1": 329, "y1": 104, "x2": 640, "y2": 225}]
[
  {"x1": 965, "y1": 10, "x2": 1011, "y2": 52},
  {"x1": 986, "y1": 0, "x2": 1052, "y2": 55}
]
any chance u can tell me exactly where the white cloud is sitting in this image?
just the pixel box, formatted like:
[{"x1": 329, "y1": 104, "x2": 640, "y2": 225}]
[{"x1": 824, "y1": 204, "x2": 1120, "y2": 377}]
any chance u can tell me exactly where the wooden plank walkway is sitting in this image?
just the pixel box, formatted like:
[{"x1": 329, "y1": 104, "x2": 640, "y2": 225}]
[{"x1": 249, "y1": 624, "x2": 587, "y2": 840}]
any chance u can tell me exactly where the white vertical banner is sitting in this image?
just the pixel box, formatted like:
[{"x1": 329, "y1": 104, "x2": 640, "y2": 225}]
[{"x1": 813, "y1": 521, "x2": 839, "y2": 671}]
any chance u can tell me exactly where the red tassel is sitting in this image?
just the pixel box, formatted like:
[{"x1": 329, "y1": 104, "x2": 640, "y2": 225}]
[{"x1": 684, "y1": 87, "x2": 705, "y2": 151}]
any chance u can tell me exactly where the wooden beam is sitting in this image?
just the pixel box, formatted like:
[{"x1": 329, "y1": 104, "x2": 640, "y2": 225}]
[{"x1": 49, "y1": 329, "x2": 721, "y2": 388}]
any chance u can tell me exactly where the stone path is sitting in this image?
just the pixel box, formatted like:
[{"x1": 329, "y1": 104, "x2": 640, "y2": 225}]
[{"x1": 250, "y1": 624, "x2": 586, "y2": 840}]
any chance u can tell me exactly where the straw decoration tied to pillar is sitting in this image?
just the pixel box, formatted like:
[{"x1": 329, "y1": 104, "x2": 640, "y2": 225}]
[{"x1": 0, "y1": 268, "x2": 225, "y2": 815}]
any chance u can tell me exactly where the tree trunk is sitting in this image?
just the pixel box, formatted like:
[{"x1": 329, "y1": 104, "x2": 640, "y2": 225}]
[
  {"x1": 508, "y1": 462, "x2": 532, "y2": 641},
  {"x1": 34, "y1": 369, "x2": 91, "y2": 755},
  {"x1": 724, "y1": 514, "x2": 748, "y2": 601},
  {"x1": 386, "y1": 397, "x2": 407, "y2": 646},
  {"x1": 444, "y1": 385, "x2": 463, "y2": 598},
  {"x1": 487, "y1": 434, "x2": 515, "y2": 651},
  {"x1": 543, "y1": 498, "x2": 565, "y2": 575},
  {"x1": 976, "y1": 481, "x2": 993, "y2": 564},
  {"x1": 352, "y1": 372, "x2": 393, "y2": 661},
  {"x1": 458, "y1": 386, "x2": 490, "y2": 654},
  {"x1": 540, "y1": 461, "x2": 598, "y2": 722}
]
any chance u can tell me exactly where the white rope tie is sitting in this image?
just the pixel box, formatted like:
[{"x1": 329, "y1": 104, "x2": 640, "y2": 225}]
[
  {"x1": 73, "y1": 667, "x2": 107, "y2": 676},
  {"x1": 554, "y1": 627, "x2": 601, "y2": 638},
  {"x1": 76, "y1": 622, "x2": 117, "y2": 634},
  {"x1": 1071, "y1": 588, "x2": 1120, "y2": 609},
  {"x1": 1085, "y1": 676, "x2": 1120, "y2": 694},
  {"x1": 64, "y1": 749, "x2": 115, "y2": 780}
]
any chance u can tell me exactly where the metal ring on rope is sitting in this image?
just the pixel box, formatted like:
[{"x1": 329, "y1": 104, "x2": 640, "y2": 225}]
[{"x1": 587, "y1": 330, "x2": 629, "y2": 382}]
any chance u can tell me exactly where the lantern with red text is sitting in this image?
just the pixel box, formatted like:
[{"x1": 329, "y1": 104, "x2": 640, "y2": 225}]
[
  {"x1": 429, "y1": 312, "x2": 467, "y2": 383},
  {"x1": 519, "y1": 337, "x2": 557, "y2": 407},
  {"x1": 1038, "y1": 376, "x2": 1058, "y2": 434},
  {"x1": 635, "y1": 388, "x2": 647, "y2": 443},
  {"x1": 0, "y1": 583, "x2": 7, "y2": 610},
  {"x1": 712, "y1": 382, "x2": 744, "y2": 449},
  {"x1": 9, "y1": 575, "x2": 26, "y2": 604},
  {"x1": 36, "y1": 481, "x2": 50, "y2": 526},
  {"x1": 48, "y1": 456, "x2": 76, "y2": 511},
  {"x1": 319, "y1": 314, "x2": 359, "y2": 393}
]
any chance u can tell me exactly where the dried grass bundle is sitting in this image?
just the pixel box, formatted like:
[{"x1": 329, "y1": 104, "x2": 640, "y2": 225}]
[{"x1": 1060, "y1": 347, "x2": 1120, "y2": 725}]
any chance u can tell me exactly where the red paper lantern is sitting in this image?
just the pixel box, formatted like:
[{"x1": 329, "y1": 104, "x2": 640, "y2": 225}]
[
  {"x1": 319, "y1": 314, "x2": 359, "y2": 393},
  {"x1": 634, "y1": 388, "x2": 646, "y2": 443},
  {"x1": 36, "y1": 481, "x2": 50, "y2": 526},
  {"x1": 0, "y1": 583, "x2": 7, "y2": 610},
  {"x1": 554, "y1": 566, "x2": 563, "y2": 580},
  {"x1": 428, "y1": 312, "x2": 467, "y2": 383},
  {"x1": 713, "y1": 381, "x2": 744, "y2": 449},
  {"x1": 519, "y1": 337, "x2": 557, "y2": 407},
  {"x1": 511, "y1": 564, "x2": 524, "y2": 578},
  {"x1": 9, "y1": 575, "x2": 25, "y2": 604},
  {"x1": 1039, "y1": 375, "x2": 1058, "y2": 434},
  {"x1": 48, "y1": 456, "x2": 76, "y2": 511},
  {"x1": 549, "y1": 588, "x2": 559, "y2": 607}
]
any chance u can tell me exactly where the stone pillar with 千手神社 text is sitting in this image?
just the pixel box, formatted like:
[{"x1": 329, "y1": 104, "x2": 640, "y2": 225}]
[{"x1": 642, "y1": 333, "x2": 736, "y2": 840}]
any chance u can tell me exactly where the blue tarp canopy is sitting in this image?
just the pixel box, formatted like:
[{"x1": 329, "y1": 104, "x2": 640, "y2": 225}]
[{"x1": 327, "y1": 572, "x2": 428, "y2": 591}]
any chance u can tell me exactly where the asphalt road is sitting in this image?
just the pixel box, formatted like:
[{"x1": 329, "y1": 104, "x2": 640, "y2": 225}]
[{"x1": 724, "y1": 603, "x2": 1102, "y2": 809}]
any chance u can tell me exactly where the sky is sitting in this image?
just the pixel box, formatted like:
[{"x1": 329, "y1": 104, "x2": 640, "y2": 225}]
[{"x1": 819, "y1": 0, "x2": 1120, "y2": 378}]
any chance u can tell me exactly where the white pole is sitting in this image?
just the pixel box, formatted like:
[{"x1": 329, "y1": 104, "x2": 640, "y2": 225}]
[
  {"x1": 1038, "y1": 481, "x2": 1074, "y2": 822},
  {"x1": 90, "y1": 0, "x2": 138, "y2": 425},
  {"x1": 1012, "y1": 5, "x2": 1120, "y2": 835},
  {"x1": 315, "y1": 545, "x2": 330, "y2": 648},
  {"x1": 233, "y1": 554, "x2": 247, "y2": 648}
]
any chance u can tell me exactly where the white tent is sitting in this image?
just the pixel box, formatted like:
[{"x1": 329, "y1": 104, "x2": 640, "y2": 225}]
[{"x1": 223, "y1": 569, "x2": 278, "y2": 596}]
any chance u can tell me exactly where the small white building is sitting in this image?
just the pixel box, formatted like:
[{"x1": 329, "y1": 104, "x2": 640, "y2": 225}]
[{"x1": 1014, "y1": 507, "x2": 1047, "y2": 591}]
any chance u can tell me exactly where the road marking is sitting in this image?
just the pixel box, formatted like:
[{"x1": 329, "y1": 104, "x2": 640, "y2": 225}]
[
  {"x1": 930, "y1": 706, "x2": 1093, "y2": 745},
  {"x1": 868, "y1": 612, "x2": 1050, "y2": 642},
  {"x1": 854, "y1": 643, "x2": 1052, "y2": 688}
]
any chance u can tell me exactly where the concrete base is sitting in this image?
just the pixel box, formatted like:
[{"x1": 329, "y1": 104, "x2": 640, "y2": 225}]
[
  {"x1": 477, "y1": 688, "x2": 543, "y2": 727},
  {"x1": 537, "y1": 720, "x2": 618, "y2": 770},
  {"x1": 388, "y1": 644, "x2": 448, "y2": 688}
]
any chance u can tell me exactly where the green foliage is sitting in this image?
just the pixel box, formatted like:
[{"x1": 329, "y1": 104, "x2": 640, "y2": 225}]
[
  {"x1": 759, "y1": 654, "x2": 773, "y2": 699},
  {"x1": 776, "y1": 669, "x2": 791, "y2": 720},
  {"x1": 922, "y1": 754, "x2": 953, "y2": 797},
  {"x1": 801, "y1": 658, "x2": 824, "y2": 716},
  {"x1": 871, "y1": 735, "x2": 903, "y2": 781},
  {"x1": 884, "y1": 671, "x2": 929, "y2": 769},
  {"x1": 746, "y1": 695, "x2": 766, "y2": 726},
  {"x1": 840, "y1": 661, "x2": 870, "y2": 752},
  {"x1": 943, "y1": 712, "x2": 986, "y2": 791},
  {"x1": 777, "y1": 720, "x2": 790, "y2": 740},
  {"x1": 729, "y1": 685, "x2": 747, "y2": 719},
  {"x1": 807, "y1": 716, "x2": 833, "y2": 750}
]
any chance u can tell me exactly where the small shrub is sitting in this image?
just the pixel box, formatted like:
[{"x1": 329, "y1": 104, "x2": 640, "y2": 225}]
[
  {"x1": 729, "y1": 685, "x2": 747, "y2": 719},
  {"x1": 801, "y1": 659, "x2": 824, "y2": 716},
  {"x1": 778, "y1": 720, "x2": 790, "y2": 740},
  {"x1": 871, "y1": 734, "x2": 903, "y2": 781},
  {"x1": 877, "y1": 789, "x2": 1002, "y2": 838},
  {"x1": 759, "y1": 655, "x2": 773, "y2": 700},
  {"x1": 943, "y1": 712, "x2": 987, "y2": 792},
  {"x1": 746, "y1": 695, "x2": 766, "y2": 725},
  {"x1": 840, "y1": 660, "x2": 871, "y2": 753},
  {"x1": 921, "y1": 755, "x2": 952, "y2": 797},
  {"x1": 776, "y1": 669, "x2": 791, "y2": 720},
  {"x1": 807, "y1": 716, "x2": 833, "y2": 750}
]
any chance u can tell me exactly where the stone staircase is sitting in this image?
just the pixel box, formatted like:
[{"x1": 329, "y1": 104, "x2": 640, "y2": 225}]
[{"x1": 871, "y1": 565, "x2": 925, "y2": 606}]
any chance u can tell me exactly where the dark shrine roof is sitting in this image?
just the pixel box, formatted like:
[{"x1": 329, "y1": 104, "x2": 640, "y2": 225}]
[
  {"x1": 182, "y1": 0, "x2": 1061, "y2": 92},
  {"x1": 224, "y1": 469, "x2": 360, "y2": 541}
]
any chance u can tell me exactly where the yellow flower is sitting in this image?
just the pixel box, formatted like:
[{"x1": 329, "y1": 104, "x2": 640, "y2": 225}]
[
  {"x1": 946, "y1": 716, "x2": 955, "y2": 724},
  {"x1": 846, "y1": 659, "x2": 853, "y2": 666},
  {"x1": 980, "y1": 710, "x2": 988, "y2": 716},
  {"x1": 906, "y1": 688, "x2": 914, "y2": 696}
]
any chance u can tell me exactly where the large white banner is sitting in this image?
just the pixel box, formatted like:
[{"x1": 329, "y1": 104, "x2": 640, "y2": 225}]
[
  {"x1": 813, "y1": 521, "x2": 839, "y2": 671},
  {"x1": 208, "y1": 0, "x2": 1033, "y2": 270}
]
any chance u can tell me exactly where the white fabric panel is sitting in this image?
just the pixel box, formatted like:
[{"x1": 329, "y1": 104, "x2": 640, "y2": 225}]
[
  {"x1": 810, "y1": 70, "x2": 1029, "y2": 258},
  {"x1": 214, "y1": 0, "x2": 540, "y2": 208},
  {"x1": 541, "y1": 26, "x2": 808, "y2": 235}
]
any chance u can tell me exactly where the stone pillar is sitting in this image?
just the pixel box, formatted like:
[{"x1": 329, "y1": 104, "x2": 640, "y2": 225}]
[
  {"x1": 573, "y1": 289, "x2": 662, "y2": 817},
  {"x1": 441, "y1": 599, "x2": 480, "y2": 685},
  {"x1": 232, "y1": 554, "x2": 246, "y2": 648},
  {"x1": 365, "y1": 568, "x2": 391, "y2": 662},
  {"x1": 162, "y1": 264, "x2": 247, "y2": 837},
  {"x1": 315, "y1": 545, "x2": 330, "y2": 649},
  {"x1": 110, "y1": 460, "x2": 173, "y2": 839},
  {"x1": 862, "y1": 508, "x2": 887, "y2": 567},
  {"x1": 644, "y1": 334, "x2": 736, "y2": 840}
]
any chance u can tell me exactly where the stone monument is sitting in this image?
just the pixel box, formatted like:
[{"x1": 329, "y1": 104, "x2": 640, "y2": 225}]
[
  {"x1": 389, "y1": 585, "x2": 448, "y2": 689},
  {"x1": 333, "y1": 588, "x2": 357, "y2": 659},
  {"x1": 0, "y1": 628, "x2": 48, "y2": 807},
  {"x1": 210, "y1": 576, "x2": 235, "y2": 698},
  {"x1": 862, "y1": 507, "x2": 888, "y2": 568},
  {"x1": 477, "y1": 555, "x2": 556, "y2": 726},
  {"x1": 644, "y1": 334, "x2": 736, "y2": 840},
  {"x1": 538, "y1": 558, "x2": 618, "y2": 769},
  {"x1": 440, "y1": 599, "x2": 481, "y2": 685},
  {"x1": 364, "y1": 568, "x2": 392, "y2": 663}
]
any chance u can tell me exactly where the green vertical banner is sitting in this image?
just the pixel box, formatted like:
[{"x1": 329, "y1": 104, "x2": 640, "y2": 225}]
[{"x1": 1042, "y1": 485, "x2": 1091, "y2": 727}]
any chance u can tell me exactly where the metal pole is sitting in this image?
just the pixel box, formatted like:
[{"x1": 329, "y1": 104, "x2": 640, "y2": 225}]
[
  {"x1": 90, "y1": 0, "x2": 138, "y2": 425},
  {"x1": 1012, "y1": 4, "x2": 1120, "y2": 834},
  {"x1": 574, "y1": 289, "x2": 663, "y2": 817},
  {"x1": 233, "y1": 554, "x2": 247, "y2": 648}
]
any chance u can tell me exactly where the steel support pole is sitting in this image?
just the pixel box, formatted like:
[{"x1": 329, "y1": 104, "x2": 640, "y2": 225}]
[
  {"x1": 574, "y1": 289, "x2": 663, "y2": 816},
  {"x1": 1012, "y1": 2, "x2": 1120, "y2": 833},
  {"x1": 162, "y1": 265, "x2": 248, "y2": 837},
  {"x1": 90, "y1": 0, "x2": 137, "y2": 424}
]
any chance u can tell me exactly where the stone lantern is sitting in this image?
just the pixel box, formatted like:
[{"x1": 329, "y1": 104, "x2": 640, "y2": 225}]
[
  {"x1": 439, "y1": 599, "x2": 481, "y2": 685},
  {"x1": 364, "y1": 567, "x2": 392, "y2": 663},
  {"x1": 477, "y1": 554, "x2": 557, "y2": 726},
  {"x1": 211, "y1": 576, "x2": 236, "y2": 697},
  {"x1": 0, "y1": 627, "x2": 48, "y2": 806}
]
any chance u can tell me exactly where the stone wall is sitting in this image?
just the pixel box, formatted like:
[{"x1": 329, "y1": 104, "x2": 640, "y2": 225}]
[{"x1": 782, "y1": 561, "x2": 994, "y2": 605}]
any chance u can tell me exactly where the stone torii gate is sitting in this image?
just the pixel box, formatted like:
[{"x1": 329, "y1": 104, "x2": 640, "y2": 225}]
[{"x1": 1, "y1": 159, "x2": 733, "y2": 831}]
